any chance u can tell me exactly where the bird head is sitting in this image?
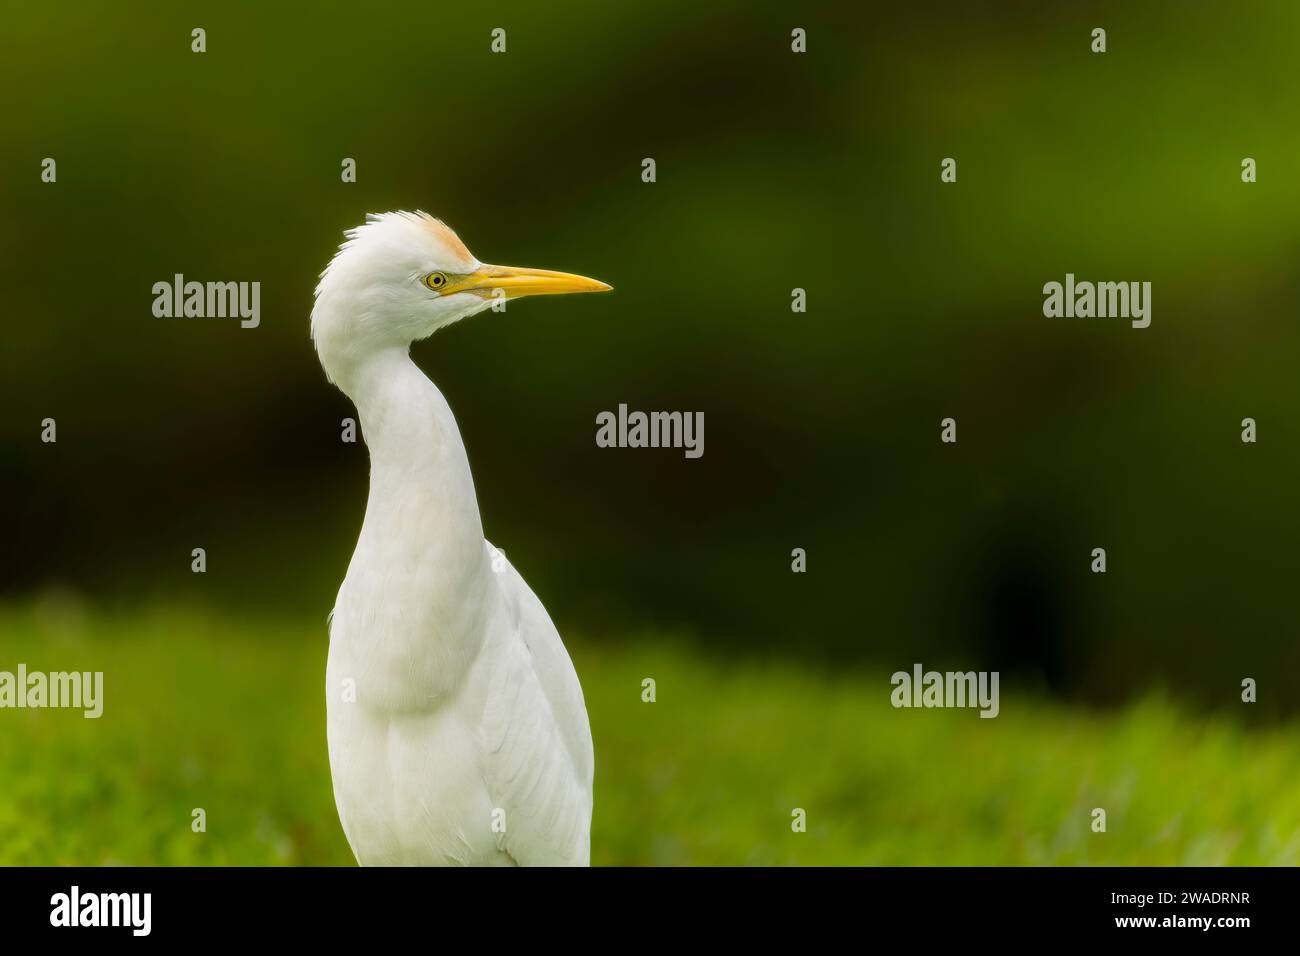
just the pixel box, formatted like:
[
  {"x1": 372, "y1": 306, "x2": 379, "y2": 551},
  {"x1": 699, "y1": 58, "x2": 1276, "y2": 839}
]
[{"x1": 312, "y1": 211, "x2": 610, "y2": 384}]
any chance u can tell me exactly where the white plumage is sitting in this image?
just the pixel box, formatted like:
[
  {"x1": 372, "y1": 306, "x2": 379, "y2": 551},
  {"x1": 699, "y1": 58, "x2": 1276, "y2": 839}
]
[{"x1": 311, "y1": 212, "x2": 609, "y2": 865}]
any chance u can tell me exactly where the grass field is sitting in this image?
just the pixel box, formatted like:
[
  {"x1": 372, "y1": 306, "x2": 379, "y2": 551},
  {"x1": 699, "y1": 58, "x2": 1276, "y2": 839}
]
[{"x1": 1, "y1": 601, "x2": 1298, "y2": 866}]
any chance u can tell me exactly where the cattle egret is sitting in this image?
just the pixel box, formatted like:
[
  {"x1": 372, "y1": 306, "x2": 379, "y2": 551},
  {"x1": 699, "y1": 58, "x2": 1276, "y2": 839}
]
[{"x1": 312, "y1": 211, "x2": 609, "y2": 865}]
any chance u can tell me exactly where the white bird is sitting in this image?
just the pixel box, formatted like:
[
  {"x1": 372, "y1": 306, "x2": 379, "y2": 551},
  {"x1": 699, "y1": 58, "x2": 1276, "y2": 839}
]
[{"x1": 311, "y1": 211, "x2": 609, "y2": 865}]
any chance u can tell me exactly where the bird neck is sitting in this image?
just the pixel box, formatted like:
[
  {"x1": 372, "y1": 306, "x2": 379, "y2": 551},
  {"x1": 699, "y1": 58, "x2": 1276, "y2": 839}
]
[
  {"x1": 344, "y1": 348, "x2": 488, "y2": 595},
  {"x1": 347, "y1": 348, "x2": 450, "y2": 464}
]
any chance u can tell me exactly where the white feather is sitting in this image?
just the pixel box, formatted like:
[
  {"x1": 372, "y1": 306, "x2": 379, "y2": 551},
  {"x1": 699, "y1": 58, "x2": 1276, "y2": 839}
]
[{"x1": 315, "y1": 213, "x2": 595, "y2": 866}]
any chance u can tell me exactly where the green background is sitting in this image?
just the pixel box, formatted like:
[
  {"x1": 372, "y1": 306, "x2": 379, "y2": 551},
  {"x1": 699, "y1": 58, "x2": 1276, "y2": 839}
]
[{"x1": 2, "y1": 1, "x2": 1299, "y2": 864}]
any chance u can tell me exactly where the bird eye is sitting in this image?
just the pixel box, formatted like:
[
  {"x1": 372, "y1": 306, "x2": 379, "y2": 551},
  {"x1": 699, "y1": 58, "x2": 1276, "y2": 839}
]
[{"x1": 425, "y1": 272, "x2": 448, "y2": 291}]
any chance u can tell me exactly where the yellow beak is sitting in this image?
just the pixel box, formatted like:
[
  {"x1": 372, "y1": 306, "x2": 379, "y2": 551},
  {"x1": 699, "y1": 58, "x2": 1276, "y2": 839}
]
[{"x1": 450, "y1": 263, "x2": 612, "y2": 300}]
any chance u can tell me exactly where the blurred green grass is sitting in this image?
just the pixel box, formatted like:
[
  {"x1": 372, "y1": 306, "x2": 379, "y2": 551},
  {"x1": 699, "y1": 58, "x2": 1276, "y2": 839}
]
[{"x1": 1, "y1": 601, "x2": 1298, "y2": 865}]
